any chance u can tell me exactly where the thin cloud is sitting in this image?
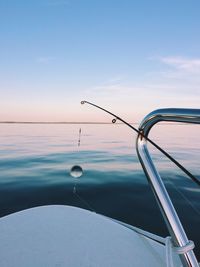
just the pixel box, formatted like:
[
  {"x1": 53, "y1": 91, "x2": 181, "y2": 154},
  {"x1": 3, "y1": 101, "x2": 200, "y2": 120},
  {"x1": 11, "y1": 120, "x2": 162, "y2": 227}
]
[
  {"x1": 85, "y1": 81, "x2": 178, "y2": 98},
  {"x1": 85, "y1": 67, "x2": 200, "y2": 104},
  {"x1": 159, "y1": 56, "x2": 200, "y2": 73},
  {"x1": 36, "y1": 56, "x2": 55, "y2": 64},
  {"x1": 147, "y1": 55, "x2": 200, "y2": 95},
  {"x1": 106, "y1": 75, "x2": 126, "y2": 84}
]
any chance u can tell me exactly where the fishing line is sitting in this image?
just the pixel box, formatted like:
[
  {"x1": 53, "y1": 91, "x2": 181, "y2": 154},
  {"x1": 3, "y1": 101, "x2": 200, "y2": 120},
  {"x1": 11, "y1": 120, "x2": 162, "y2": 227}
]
[
  {"x1": 165, "y1": 175, "x2": 200, "y2": 216},
  {"x1": 73, "y1": 190, "x2": 96, "y2": 212},
  {"x1": 81, "y1": 100, "x2": 200, "y2": 188},
  {"x1": 70, "y1": 128, "x2": 96, "y2": 212}
]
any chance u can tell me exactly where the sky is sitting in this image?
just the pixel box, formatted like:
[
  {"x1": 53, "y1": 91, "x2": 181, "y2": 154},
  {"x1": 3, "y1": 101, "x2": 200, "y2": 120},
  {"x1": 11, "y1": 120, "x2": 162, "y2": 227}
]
[{"x1": 0, "y1": 0, "x2": 200, "y2": 122}]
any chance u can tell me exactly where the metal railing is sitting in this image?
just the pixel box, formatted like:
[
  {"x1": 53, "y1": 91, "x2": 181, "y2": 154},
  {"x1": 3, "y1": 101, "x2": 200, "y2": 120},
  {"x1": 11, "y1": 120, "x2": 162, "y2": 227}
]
[{"x1": 136, "y1": 108, "x2": 200, "y2": 267}]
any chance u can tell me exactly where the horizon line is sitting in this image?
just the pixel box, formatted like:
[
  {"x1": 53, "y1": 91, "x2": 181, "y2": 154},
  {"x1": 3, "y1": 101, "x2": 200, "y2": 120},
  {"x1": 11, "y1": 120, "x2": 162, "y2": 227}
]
[
  {"x1": 0, "y1": 121, "x2": 187, "y2": 125},
  {"x1": 0, "y1": 121, "x2": 128, "y2": 125}
]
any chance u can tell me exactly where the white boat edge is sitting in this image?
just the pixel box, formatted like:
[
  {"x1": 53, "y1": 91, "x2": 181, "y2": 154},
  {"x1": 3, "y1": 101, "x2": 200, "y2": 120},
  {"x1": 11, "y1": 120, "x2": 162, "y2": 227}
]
[{"x1": 0, "y1": 205, "x2": 182, "y2": 267}]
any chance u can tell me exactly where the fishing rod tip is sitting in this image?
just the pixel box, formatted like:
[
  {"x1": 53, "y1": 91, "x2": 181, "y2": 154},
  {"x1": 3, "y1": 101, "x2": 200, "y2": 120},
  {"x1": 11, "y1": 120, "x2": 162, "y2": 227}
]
[{"x1": 81, "y1": 101, "x2": 86, "y2": 105}]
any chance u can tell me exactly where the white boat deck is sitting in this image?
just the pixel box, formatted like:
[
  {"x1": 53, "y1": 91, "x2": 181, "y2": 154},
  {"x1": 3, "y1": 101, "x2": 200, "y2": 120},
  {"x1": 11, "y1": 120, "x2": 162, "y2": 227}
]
[{"x1": 0, "y1": 205, "x2": 181, "y2": 267}]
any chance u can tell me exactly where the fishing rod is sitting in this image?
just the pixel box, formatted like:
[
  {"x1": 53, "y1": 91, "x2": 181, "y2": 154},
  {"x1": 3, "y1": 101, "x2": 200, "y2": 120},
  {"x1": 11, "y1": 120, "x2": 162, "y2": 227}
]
[{"x1": 81, "y1": 100, "x2": 200, "y2": 187}]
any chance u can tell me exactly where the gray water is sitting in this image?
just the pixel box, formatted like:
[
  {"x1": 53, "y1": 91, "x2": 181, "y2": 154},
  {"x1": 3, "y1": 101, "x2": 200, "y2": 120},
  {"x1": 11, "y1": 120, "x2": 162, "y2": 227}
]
[{"x1": 0, "y1": 123, "x2": 200, "y2": 259}]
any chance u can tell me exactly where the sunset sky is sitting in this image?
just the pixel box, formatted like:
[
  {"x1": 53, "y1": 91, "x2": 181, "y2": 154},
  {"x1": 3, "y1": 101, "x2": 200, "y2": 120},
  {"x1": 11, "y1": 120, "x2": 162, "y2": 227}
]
[{"x1": 0, "y1": 0, "x2": 200, "y2": 122}]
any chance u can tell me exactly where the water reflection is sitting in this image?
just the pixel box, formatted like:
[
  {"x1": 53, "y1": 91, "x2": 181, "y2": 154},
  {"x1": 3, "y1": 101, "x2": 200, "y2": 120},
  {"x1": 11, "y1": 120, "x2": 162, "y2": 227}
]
[{"x1": 0, "y1": 123, "x2": 200, "y2": 259}]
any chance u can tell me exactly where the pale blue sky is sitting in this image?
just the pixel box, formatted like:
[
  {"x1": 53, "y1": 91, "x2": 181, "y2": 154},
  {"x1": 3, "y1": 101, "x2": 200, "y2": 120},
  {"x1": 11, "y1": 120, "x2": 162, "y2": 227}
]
[{"x1": 0, "y1": 0, "x2": 200, "y2": 122}]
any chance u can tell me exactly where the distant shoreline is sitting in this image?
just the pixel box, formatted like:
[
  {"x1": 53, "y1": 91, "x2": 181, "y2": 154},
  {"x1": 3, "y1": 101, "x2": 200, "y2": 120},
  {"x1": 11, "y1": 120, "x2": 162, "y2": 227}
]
[
  {"x1": 0, "y1": 121, "x2": 125, "y2": 125},
  {"x1": 0, "y1": 121, "x2": 188, "y2": 125}
]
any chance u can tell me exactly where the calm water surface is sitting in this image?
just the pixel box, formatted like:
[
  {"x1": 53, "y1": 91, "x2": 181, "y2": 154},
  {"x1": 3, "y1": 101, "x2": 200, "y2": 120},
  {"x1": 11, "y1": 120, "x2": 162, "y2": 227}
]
[{"x1": 0, "y1": 123, "x2": 200, "y2": 259}]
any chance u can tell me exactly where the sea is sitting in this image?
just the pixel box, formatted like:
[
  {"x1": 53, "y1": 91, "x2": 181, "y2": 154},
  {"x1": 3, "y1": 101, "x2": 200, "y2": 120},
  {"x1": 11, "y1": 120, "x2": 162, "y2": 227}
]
[{"x1": 0, "y1": 122, "x2": 200, "y2": 260}]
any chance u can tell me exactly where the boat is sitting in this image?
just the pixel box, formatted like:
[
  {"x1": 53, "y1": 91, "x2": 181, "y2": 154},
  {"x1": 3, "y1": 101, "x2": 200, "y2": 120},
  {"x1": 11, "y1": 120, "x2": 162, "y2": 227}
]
[{"x1": 0, "y1": 105, "x2": 199, "y2": 267}]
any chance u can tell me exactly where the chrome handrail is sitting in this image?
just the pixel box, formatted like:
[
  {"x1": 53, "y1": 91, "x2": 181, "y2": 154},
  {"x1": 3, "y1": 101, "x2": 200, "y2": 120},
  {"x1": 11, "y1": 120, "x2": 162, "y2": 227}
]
[{"x1": 136, "y1": 108, "x2": 200, "y2": 267}]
